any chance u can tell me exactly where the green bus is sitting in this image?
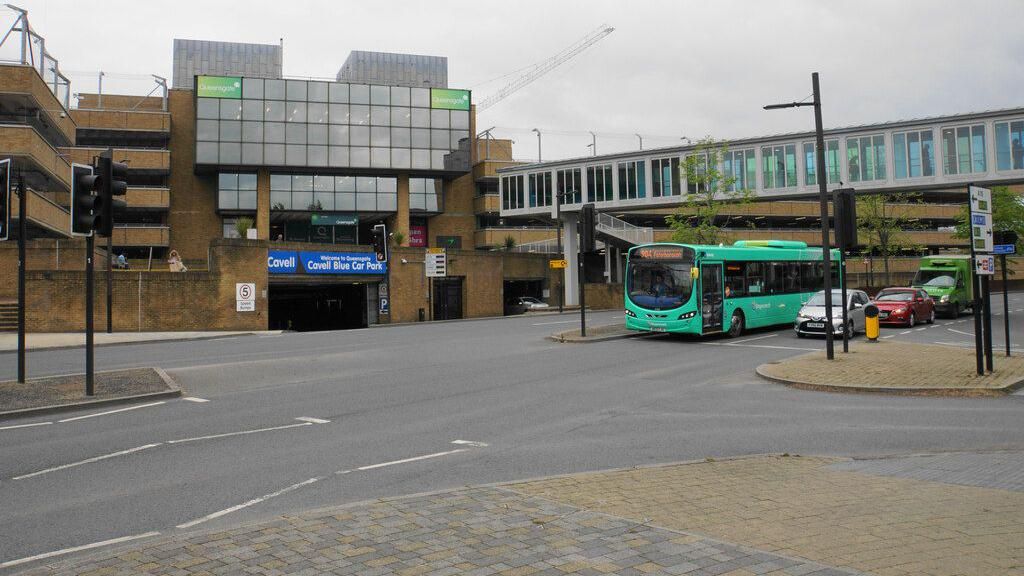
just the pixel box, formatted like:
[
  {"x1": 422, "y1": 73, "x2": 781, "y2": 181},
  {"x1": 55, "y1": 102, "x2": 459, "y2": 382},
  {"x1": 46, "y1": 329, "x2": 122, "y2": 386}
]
[{"x1": 624, "y1": 240, "x2": 841, "y2": 337}]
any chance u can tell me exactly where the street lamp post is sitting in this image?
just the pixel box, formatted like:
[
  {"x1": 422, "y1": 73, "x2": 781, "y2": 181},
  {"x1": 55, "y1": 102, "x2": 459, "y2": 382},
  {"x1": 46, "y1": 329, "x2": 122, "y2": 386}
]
[
  {"x1": 765, "y1": 72, "x2": 835, "y2": 360},
  {"x1": 531, "y1": 128, "x2": 542, "y2": 162},
  {"x1": 588, "y1": 131, "x2": 596, "y2": 156},
  {"x1": 635, "y1": 133, "x2": 643, "y2": 150}
]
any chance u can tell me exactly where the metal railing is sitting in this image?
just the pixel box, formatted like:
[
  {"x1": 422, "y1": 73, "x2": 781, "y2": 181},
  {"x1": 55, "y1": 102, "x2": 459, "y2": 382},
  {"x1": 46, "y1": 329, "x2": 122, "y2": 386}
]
[{"x1": 596, "y1": 212, "x2": 653, "y2": 246}]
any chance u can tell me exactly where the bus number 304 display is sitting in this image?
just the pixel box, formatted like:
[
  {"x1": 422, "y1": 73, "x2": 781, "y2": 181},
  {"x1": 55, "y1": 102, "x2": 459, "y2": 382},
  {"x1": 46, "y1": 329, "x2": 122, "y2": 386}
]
[{"x1": 624, "y1": 240, "x2": 840, "y2": 337}]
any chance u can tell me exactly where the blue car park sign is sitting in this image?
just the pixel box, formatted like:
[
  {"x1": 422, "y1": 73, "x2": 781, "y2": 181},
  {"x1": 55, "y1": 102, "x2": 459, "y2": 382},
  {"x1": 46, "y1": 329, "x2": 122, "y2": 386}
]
[
  {"x1": 993, "y1": 244, "x2": 1016, "y2": 255},
  {"x1": 268, "y1": 250, "x2": 386, "y2": 275}
]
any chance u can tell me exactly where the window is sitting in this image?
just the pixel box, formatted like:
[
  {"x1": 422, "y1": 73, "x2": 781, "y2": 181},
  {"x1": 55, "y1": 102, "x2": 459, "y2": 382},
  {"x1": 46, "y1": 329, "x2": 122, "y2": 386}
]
[
  {"x1": 217, "y1": 172, "x2": 257, "y2": 211},
  {"x1": 617, "y1": 160, "x2": 646, "y2": 200},
  {"x1": 528, "y1": 172, "x2": 552, "y2": 207},
  {"x1": 746, "y1": 262, "x2": 765, "y2": 295},
  {"x1": 893, "y1": 130, "x2": 935, "y2": 179},
  {"x1": 942, "y1": 125, "x2": 986, "y2": 175},
  {"x1": 685, "y1": 154, "x2": 713, "y2": 194},
  {"x1": 803, "y1": 140, "x2": 840, "y2": 186},
  {"x1": 409, "y1": 178, "x2": 442, "y2": 212},
  {"x1": 586, "y1": 165, "x2": 613, "y2": 202},
  {"x1": 267, "y1": 172, "x2": 395, "y2": 212},
  {"x1": 651, "y1": 157, "x2": 681, "y2": 197},
  {"x1": 846, "y1": 135, "x2": 886, "y2": 182},
  {"x1": 557, "y1": 168, "x2": 582, "y2": 205},
  {"x1": 724, "y1": 263, "x2": 747, "y2": 298},
  {"x1": 995, "y1": 120, "x2": 1024, "y2": 170},
  {"x1": 724, "y1": 149, "x2": 756, "y2": 192},
  {"x1": 761, "y1": 144, "x2": 797, "y2": 189},
  {"x1": 502, "y1": 175, "x2": 525, "y2": 210}
]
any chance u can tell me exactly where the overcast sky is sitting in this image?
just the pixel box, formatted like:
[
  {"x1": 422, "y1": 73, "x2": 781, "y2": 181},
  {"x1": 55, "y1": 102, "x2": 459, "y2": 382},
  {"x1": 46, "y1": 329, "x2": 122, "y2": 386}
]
[{"x1": 9, "y1": 0, "x2": 1024, "y2": 162}]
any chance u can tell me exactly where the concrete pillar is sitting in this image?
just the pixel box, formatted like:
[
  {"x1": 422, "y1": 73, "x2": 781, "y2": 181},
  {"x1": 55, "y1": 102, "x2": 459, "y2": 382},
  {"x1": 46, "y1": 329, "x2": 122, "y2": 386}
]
[
  {"x1": 604, "y1": 246, "x2": 612, "y2": 284},
  {"x1": 615, "y1": 246, "x2": 624, "y2": 283},
  {"x1": 387, "y1": 174, "x2": 411, "y2": 245},
  {"x1": 563, "y1": 214, "x2": 579, "y2": 306},
  {"x1": 256, "y1": 168, "x2": 271, "y2": 240}
]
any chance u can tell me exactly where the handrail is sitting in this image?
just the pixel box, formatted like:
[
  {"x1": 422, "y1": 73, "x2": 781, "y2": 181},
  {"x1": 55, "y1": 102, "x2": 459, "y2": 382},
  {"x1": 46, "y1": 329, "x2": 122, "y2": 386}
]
[{"x1": 596, "y1": 212, "x2": 653, "y2": 245}]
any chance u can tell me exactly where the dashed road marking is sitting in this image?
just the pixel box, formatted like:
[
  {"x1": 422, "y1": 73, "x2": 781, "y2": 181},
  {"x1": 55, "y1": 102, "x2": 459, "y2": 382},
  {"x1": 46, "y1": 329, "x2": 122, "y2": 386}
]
[
  {"x1": 13, "y1": 443, "x2": 162, "y2": 480},
  {"x1": 355, "y1": 449, "x2": 467, "y2": 471},
  {"x1": 0, "y1": 421, "x2": 52, "y2": 431},
  {"x1": 915, "y1": 327, "x2": 927, "y2": 331},
  {"x1": 0, "y1": 532, "x2": 161, "y2": 569},
  {"x1": 451, "y1": 440, "x2": 489, "y2": 447},
  {"x1": 57, "y1": 401, "x2": 167, "y2": 423},
  {"x1": 166, "y1": 422, "x2": 314, "y2": 445},
  {"x1": 729, "y1": 334, "x2": 778, "y2": 344},
  {"x1": 295, "y1": 416, "x2": 330, "y2": 424},
  {"x1": 899, "y1": 331, "x2": 912, "y2": 335},
  {"x1": 182, "y1": 397, "x2": 210, "y2": 403},
  {"x1": 176, "y1": 478, "x2": 320, "y2": 529},
  {"x1": 948, "y1": 328, "x2": 974, "y2": 337}
]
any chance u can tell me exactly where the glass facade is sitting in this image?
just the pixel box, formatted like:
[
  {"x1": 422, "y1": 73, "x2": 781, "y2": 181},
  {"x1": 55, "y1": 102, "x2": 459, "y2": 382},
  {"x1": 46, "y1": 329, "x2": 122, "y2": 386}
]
[
  {"x1": 217, "y1": 172, "x2": 258, "y2": 210},
  {"x1": 651, "y1": 157, "x2": 681, "y2": 197},
  {"x1": 995, "y1": 120, "x2": 1024, "y2": 171},
  {"x1": 196, "y1": 77, "x2": 470, "y2": 171},
  {"x1": 586, "y1": 165, "x2": 613, "y2": 203},
  {"x1": 893, "y1": 130, "x2": 935, "y2": 179},
  {"x1": 941, "y1": 125, "x2": 986, "y2": 175},
  {"x1": 409, "y1": 178, "x2": 443, "y2": 212},
  {"x1": 802, "y1": 140, "x2": 840, "y2": 186},
  {"x1": 528, "y1": 171, "x2": 553, "y2": 207},
  {"x1": 846, "y1": 135, "x2": 886, "y2": 182},
  {"x1": 761, "y1": 144, "x2": 797, "y2": 189},
  {"x1": 723, "y1": 149, "x2": 756, "y2": 192},
  {"x1": 617, "y1": 160, "x2": 646, "y2": 199},
  {"x1": 269, "y1": 173, "x2": 397, "y2": 212},
  {"x1": 557, "y1": 168, "x2": 582, "y2": 205}
]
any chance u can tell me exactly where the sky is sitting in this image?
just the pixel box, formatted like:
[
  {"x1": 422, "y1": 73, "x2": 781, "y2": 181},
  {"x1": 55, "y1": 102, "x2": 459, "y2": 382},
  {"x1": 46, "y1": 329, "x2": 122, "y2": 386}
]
[{"x1": 6, "y1": 0, "x2": 1023, "y2": 162}]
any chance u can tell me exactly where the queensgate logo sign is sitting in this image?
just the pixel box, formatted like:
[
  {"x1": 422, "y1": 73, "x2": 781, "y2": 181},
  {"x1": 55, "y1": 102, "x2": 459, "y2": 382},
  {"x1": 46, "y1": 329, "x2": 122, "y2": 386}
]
[
  {"x1": 196, "y1": 75, "x2": 242, "y2": 99},
  {"x1": 430, "y1": 88, "x2": 470, "y2": 111},
  {"x1": 268, "y1": 249, "x2": 386, "y2": 275}
]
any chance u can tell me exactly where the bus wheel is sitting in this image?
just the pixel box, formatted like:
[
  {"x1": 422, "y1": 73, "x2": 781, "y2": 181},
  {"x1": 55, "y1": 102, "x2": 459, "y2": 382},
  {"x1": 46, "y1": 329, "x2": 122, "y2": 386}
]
[{"x1": 727, "y1": 311, "x2": 744, "y2": 338}]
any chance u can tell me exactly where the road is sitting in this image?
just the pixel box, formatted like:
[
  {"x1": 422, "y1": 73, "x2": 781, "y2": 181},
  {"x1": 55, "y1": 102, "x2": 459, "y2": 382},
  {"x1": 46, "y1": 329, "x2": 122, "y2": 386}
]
[{"x1": 2, "y1": 300, "x2": 1023, "y2": 571}]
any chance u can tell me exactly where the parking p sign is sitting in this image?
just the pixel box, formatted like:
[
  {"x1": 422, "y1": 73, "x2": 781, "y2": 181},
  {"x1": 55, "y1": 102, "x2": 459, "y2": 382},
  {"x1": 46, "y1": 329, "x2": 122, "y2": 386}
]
[{"x1": 236, "y1": 282, "x2": 256, "y2": 311}]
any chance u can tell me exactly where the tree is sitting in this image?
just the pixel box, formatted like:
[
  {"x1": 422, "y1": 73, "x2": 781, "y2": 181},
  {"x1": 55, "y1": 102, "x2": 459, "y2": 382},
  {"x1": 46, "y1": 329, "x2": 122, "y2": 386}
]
[
  {"x1": 857, "y1": 192, "x2": 923, "y2": 286},
  {"x1": 665, "y1": 137, "x2": 753, "y2": 245},
  {"x1": 953, "y1": 186, "x2": 1024, "y2": 257}
]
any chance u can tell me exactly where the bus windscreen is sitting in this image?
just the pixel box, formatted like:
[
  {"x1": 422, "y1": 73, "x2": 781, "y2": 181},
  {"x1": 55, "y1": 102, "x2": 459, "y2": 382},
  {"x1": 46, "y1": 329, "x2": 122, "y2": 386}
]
[{"x1": 628, "y1": 262, "x2": 694, "y2": 310}]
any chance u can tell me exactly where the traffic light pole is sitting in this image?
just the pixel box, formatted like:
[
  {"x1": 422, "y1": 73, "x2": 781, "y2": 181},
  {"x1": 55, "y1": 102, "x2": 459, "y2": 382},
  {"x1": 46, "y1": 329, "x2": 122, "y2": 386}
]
[
  {"x1": 17, "y1": 171, "x2": 26, "y2": 383},
  {"x1": 85, "y1": 233, "x2": 95, "y2": 396},
  {"x1": 579, "y1": 249, "x2": 586, "y2": 337},
  {"x1": 106, "y1": 234, "x2": 112, "y2": 333},
  {"x1": 983, "y1": 275, "x2": 993, "y2": 372},
  {"x1": 1002, "y1": 253, "x2": 1010, "y2": 356}
]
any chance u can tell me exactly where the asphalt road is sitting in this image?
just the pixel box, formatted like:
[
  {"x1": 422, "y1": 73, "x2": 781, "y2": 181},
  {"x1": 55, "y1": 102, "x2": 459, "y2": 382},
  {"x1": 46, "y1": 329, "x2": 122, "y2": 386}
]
[{"x1": 2, "y1": 301, "x2": 1023, "y2": 571}]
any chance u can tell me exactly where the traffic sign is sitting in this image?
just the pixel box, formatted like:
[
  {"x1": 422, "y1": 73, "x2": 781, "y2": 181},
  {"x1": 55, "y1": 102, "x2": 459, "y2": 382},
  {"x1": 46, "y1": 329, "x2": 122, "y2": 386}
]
[
  {"x1": 970, "y1": 185, "x2": 991, "y2": 215},
  {"x1": 994, "y1": 244, "x2": 1016, "y2": 255},
  {"x1": 975, "y1": 255, "x2": 995, "y2": 275},
  {"x1": 549, "y1": 259, "x2": 567, "y2": 269},
  {"x1": 425, "y1": 248, "x2": 446, "y2": 277},
  {"x1": 971, "y1": 212, "x2": 993, "y2": 253},
  {"x1": 236, "y1": 282, "x2": 256, "y2": 311}
]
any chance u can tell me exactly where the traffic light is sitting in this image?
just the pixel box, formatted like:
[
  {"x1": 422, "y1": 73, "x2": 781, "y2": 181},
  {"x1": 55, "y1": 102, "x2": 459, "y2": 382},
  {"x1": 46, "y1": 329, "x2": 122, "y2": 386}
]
[
  {"x1": 96, "y1": 154, "x2": 128, "y2": 237},
  {"x1": 580, "y1": 203, "x2": 596, "y2": 253},
  {"x1": 372, "y1": 223, "x2": 388, "y2": 263},
  {"x1": 832, "y1": 188, "x2": 857, "y2": 251},
  {"x1": 71, "y1": 163, "x2": 101, "y2": 236}
]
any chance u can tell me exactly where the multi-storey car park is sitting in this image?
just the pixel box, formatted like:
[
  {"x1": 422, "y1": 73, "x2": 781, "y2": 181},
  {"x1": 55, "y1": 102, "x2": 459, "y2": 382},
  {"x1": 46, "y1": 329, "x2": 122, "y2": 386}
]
[{"x1": 1, "y1": 4, "x2": 1022, "y2": 332}]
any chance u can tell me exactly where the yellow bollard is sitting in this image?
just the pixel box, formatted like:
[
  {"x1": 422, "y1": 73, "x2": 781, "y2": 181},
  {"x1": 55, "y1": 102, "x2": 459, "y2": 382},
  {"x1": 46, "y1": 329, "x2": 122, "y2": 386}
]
[{"x1": 864, "y1": 303, "x2": 879, "y2": 342}]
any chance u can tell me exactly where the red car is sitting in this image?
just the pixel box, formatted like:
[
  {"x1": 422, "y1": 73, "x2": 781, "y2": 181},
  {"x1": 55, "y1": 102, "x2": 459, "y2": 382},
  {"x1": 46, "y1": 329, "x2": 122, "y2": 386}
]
[{"x1": 872, "y1": 288, "x2": 935, "y2": 326}]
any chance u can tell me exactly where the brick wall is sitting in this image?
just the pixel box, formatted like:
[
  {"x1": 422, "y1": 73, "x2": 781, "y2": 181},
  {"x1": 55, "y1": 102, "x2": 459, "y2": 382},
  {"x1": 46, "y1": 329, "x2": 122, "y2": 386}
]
[
  {"x1": 427, "y1": 172, "x2": 476, "y2": 250},
  {"x1": 167, "y1": 89, "x2": 222, "y2": 263},
  {"x1": 584, "y1": 283, "x2": 624, "y2": 310},
  {"x1": 0, "y1": 239, "x2": 267, "y2": 332}
]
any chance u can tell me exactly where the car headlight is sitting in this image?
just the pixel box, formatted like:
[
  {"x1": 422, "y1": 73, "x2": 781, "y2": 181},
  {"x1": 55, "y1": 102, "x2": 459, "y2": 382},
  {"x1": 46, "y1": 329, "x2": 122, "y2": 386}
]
[
  {"x1": 625, "y1": 309, "x2": 637, "y2": 318},
  {"x1": 894, "y1": 307, "x2": 906, "y2": 314},
  {"x1": 940, "y1": 295, "x2": 950, "y2": 303}
]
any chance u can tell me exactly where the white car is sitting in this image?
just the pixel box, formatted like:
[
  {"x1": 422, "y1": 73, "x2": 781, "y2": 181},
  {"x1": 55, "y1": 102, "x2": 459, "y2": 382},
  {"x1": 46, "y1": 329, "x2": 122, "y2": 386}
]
[
  {"x1": 794, "y1": 289, "x2": 870, "y2": 338},
  {"x1": 517, "y1": 296, "x2": 550, "y2": 310}
]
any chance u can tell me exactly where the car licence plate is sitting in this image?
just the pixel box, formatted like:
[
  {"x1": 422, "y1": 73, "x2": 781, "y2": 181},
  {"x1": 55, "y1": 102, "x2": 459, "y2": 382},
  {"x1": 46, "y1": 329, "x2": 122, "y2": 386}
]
[
  {"x1": 879, "y1": 312, "x2": 889, "y2": 319},
  {"x1": 806, "y1": 322, "x2": 824, "y2": 328}
]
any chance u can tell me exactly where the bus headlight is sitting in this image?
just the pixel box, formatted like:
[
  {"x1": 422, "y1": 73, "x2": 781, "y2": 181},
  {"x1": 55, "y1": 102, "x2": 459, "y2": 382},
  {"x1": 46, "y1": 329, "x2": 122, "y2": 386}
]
[
  {"x1": 625, "y1": 309, "x2": 637, "y2": 318},
  {"x1": 678, "y1": 311, "x2": 697, "y2": 320}
]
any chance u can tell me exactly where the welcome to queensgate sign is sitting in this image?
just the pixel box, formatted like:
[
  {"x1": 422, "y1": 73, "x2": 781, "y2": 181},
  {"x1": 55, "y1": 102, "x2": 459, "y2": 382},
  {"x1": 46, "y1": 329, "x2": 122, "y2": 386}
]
[
  {"x1": 430, "y1": 88, "x2": 470, "y2": 111},
  {"x1": 268, "y1": 250, "x2": 386, "y2": 275},
  {"x1": 196, "y1": 76, "x2": 242, "y2": 99}
]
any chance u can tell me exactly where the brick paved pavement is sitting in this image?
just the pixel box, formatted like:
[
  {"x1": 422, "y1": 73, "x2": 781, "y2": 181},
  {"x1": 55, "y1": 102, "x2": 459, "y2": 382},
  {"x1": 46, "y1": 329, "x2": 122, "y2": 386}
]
[
  {"x1": 23, "y1": 485, "x2": 857, "y2": 576},
  {"x1": 828, "y1": 451, "x2": 1024, "y2": 492},
  {"x1": 513, "y1": 455, "x2": 1024, "y2": 576},
  {"x1": 756, "y1": 341, "x2": 1024, "y2": 395}
]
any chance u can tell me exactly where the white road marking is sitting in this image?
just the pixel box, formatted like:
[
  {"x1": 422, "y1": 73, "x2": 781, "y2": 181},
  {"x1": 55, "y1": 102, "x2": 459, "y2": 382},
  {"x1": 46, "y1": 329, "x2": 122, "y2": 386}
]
[
  {"x1": 531, "y1": 320, "x2": 578, "y2": 326},
  {"x1": 0, "y1": 421, "x2": 52, "y2": 431},
  {"x1": 729, "y1": 334, "x2": 778, "y2": 344},
  {"x1": 13, "y1": 444, "x2": 162, "y2": 480},
  {"x1": 915, "y1": 327, "x2": 927, "y2": 331},
  {"x1": 355, "y1": 449, "x2": 467, "y2": 471},
  {"x1": 176, "y1": 478, "x2": 319, "y2": 529},
  {"x1": 451, "y1": 440, "x2": 489, "y2": 447},
  {"x1": 182, "y1": 397, "x2": 209, "y2": 403},
  {"x1": 295, "y1": 416, "x2": 330, "y2": 424},
  {"x1": 335, "y1": 469, "x2": 353, "y2": 475},
  {"x1": 881, "y1": 335, "x2": 896, "y2": 339},
  {"x1": 166, "y1": 422, "x2": 312, "y2": 444},
  {"x1": 948, "y1": 328, "x2": 975, "y2": 337},
  {"x1": 708, "y1": 342, "x2": 819, "y2": 352},
  {"x1": 933, "y1": 341, "x2": 975, "y2": 348},
  {"x1": 57, "y1": 401, "x2": 167, "y2": 423},
  {"x1": 899, "y1": 331, "x2": 912, "y2": 335},
  {"x1": 0, "y1": 532, "x2": 161, "y2": 569}
]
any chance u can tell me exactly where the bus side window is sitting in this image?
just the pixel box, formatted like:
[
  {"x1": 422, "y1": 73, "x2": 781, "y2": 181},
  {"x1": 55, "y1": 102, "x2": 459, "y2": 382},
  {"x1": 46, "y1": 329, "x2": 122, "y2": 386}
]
[
  {"x1": 725, "y1": 263, "x2": 746, "y2": 298},
  {"x1": 747, "y1": 262, "x2": 764, "y2": 294}
]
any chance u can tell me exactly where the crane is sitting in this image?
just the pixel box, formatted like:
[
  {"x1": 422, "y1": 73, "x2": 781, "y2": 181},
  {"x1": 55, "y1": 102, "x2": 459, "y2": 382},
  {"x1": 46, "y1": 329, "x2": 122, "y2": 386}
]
[{"x1": 476, "y1": 24, "x2": 614, "y2": 113}]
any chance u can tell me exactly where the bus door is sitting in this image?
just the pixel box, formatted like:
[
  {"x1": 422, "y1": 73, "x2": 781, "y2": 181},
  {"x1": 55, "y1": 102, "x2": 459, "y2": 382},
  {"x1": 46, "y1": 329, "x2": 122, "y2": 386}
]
[{"x1": 700, "y1": 262, "x2": 724, "y2": 333}]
